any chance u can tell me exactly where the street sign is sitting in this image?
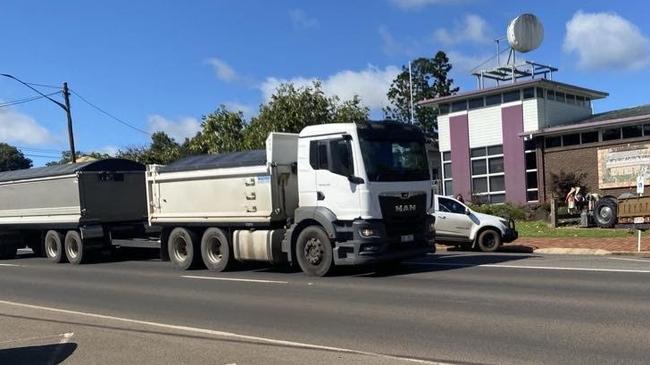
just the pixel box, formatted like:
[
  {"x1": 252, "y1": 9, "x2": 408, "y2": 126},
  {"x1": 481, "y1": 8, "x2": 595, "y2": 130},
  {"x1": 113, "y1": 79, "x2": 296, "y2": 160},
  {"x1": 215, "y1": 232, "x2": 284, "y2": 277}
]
[{"x1": 637, "y1": 175, "x2": 645, "y2": 195}]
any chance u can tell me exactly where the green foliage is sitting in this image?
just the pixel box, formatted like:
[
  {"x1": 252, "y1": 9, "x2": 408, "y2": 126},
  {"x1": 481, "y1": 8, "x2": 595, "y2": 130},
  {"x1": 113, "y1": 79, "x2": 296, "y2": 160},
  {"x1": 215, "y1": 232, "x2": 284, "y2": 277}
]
[
  {"x1": 517, "y1": 220, "x2": 632, "y2": 238},
  {"x1": 384, "y1": 51, "x2": 459, "y2": 134},
  {"x1": 550, "y1": 170, "x2": 587, "y2": 199},
  {"x1": 467, "y1": 202, "x2": 527, "y2": 220},
  {"x1": 0, "y1": 143, "x2": 32, "y2": 171},
  {"x1": 45, "y1": 150, "x2": 112, "y2": 166},
  {"x1": 188, "y1": 106, "x2": 245, "y2": 154},
  {"x1": 243, "y1": 81, "x2": 369, "y2": 149},
  {"x1": 117, "y1": 131, "x2": 188, "y2": 165}
]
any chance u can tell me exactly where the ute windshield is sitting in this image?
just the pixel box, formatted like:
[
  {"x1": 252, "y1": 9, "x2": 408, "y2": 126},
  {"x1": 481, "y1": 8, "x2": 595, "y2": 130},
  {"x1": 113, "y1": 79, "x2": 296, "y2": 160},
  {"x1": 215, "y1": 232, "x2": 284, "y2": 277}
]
[{"x1": 359, "y1": 132, "x2": 430, "y2": 182}]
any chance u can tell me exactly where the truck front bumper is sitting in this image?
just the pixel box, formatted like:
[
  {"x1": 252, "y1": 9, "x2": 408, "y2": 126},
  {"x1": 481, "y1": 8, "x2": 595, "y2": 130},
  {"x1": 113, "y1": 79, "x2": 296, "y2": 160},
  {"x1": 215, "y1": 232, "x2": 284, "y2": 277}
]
[{"x1": 332, "y1": 217, "x2": 435, "y2": 266}]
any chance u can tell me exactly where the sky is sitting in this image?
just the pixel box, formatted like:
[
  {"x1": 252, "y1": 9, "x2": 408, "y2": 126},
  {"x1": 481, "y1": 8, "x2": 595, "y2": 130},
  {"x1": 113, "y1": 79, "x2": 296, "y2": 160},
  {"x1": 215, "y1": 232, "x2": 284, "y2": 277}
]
[{"x1": 1, "y1": 0, "x2": 649, "y2": 166}]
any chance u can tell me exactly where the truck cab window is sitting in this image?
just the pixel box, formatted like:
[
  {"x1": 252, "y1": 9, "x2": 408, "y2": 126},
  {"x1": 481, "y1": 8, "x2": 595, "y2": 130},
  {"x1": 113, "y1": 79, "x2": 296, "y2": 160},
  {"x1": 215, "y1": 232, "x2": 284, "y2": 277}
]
[
  {"x1": 318, "y1": 143, "x2": 328, "y2": 169},
  {"x1": 329, "y1": 139, "x2": 353, "y2": 176},
  {"x1": 438, "y1": 197, "x2": 466, "y2": 214}
]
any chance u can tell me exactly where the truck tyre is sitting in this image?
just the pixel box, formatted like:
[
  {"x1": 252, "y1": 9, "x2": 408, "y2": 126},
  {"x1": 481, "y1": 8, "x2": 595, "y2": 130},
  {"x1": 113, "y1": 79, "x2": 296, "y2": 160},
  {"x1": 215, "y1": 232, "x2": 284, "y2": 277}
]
[
  {"x1": 44, "y1": 230, "x2": 66, "y2": 263},
  {"x1": 201, "y1": 228, "x2": 232, "y2": 272},
  {"x1": 295, "y1": 226, "x2": 334, "y2": 277},
  {"x1": 168, "y1": 227, "x2": 200, "y2": 270},
  {"x1": 594, "y1": 197, "x2": 618, "y2": 228},
  {"x1": 476, "y1": 229, "x2": 501, "y2": 252},
  {"x1": 65, "y1": 230, "x2": 87, "y2": 265}
]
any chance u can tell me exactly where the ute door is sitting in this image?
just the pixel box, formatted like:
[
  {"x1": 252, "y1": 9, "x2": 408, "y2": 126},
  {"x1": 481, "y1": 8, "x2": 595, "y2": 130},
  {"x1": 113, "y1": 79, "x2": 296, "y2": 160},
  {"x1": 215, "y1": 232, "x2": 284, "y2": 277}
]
[
  {"x1": 310, "y1": 137, "x2": 361, "y2": 220},
  {"x1": 435, "y1": 197, "x2": 474, "y2": 240}
]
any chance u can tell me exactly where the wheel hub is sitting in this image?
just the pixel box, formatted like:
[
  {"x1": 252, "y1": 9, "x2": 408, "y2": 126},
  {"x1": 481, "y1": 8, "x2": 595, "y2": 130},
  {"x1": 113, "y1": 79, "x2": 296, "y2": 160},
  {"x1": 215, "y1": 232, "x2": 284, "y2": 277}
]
[
  {"x1": 207, "y1": 239, "x2": 223, "y2": 263},
  {"x1": 304, "y1": 238, "x2": 324, "y2": 265}
]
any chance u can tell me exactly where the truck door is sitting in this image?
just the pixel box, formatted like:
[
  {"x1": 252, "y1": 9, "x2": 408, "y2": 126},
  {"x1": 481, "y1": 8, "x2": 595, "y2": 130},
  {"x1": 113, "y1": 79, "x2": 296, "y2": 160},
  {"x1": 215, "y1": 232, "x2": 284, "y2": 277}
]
[
  {"x1": 310, "y1": 137, "x2": 361, "y2": 220},
  {"x1": 435, "y1": 197, "x2": 473, "y2": 240}
]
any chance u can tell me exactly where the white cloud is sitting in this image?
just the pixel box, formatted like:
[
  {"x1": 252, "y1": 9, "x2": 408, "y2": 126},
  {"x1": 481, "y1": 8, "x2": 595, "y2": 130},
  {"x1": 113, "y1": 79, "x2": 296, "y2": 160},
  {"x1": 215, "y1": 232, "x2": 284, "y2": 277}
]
[
  {"x1": 390, "y1": 0, "x2": 460, "y2": 9},
  {"x1": 447, "y1": 50, "x2": 495, "y2": 73},
  {"x1": 289, "y1": 9, "x2": 319, "y2": 29},
  {"x1": 206, "y1": 57, "x2": 237, "y2": 82},
  {"x1": 0, "y1": 108, "x2": 56, "y2": 145},
  {"x1": 434, "y1": 14, "x2": 491, "y2": 45},
  {"x1": 147, "y1": 115, "x2": 201, "y2": 141},
  {"x1": 378, "y1": 26, "x2": 420, "y2": 56},
  {"x1": 223, "y1": 101, "x2": 254, "y2": 118},
  {"x1": 97, "y1": 145, "x2": 119, "y2": 156},
  {"x1": 563, "y1": 11, "x2": 650, "y2": 71},
  {"x1": 259, "y1": 65, "x2": 401, "y2": 111}
]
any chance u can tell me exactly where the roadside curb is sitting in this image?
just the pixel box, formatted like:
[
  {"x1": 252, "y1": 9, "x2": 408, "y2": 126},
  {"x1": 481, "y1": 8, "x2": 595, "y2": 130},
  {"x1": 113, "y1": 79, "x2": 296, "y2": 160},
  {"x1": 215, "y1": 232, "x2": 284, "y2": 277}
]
[
  {"x1": 532, "y1": 248, "x2": 611, "y2": 255},
  {"x1": 610, "y1": 251, "x2": 650, "y2": 257}
]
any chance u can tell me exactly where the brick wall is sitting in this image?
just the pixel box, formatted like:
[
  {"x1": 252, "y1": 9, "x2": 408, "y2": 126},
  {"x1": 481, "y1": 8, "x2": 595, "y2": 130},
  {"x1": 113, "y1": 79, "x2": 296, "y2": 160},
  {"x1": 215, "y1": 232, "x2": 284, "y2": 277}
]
[{"x1": 542, "y1": 138, "x2": 650, "y2": 200}]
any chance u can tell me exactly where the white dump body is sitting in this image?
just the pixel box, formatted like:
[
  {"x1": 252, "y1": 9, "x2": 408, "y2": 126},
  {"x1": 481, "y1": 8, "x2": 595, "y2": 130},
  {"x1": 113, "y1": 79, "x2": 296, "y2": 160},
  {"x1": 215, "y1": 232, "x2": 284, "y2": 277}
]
[{"x1": 146, "y1": 133, "x2": 299, "y2": 226}]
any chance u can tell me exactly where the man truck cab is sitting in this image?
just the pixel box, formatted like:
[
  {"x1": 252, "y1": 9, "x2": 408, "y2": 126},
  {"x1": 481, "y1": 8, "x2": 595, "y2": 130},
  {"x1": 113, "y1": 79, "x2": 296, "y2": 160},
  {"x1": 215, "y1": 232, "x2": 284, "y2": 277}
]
[{"x1": 433, "y1": 195, "x2": 518, "y2": 252}]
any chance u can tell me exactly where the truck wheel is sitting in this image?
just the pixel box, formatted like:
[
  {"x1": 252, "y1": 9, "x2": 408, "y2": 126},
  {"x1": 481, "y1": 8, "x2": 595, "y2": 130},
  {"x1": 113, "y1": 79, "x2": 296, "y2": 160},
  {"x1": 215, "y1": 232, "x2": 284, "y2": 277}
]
[
  {"x1": 594, "y1": 197, "x2": 618, "y2": 228},
  {"x1": 295, "y1": 226, "x2": 334, "y2": 277},
  {"x1": 65, "y1": 230, "x2": 87, "y2": 265},
  {"x1": 44, "y1": 230, "x2": 66, "y2": 263},
  {"x1": 168, "y1": 227, "x2": 200, "y2": 270},
  {"x1": 476, "y1": 229, "x2": 501, "y2": 252},
  {"x1": 201, "y1": 228, "x2": 232, "y2": 272}
]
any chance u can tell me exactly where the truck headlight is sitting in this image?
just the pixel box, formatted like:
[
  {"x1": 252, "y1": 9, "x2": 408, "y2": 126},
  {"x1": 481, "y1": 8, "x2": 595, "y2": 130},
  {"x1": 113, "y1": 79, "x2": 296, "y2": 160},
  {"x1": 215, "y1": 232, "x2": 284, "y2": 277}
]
[
  {"x1": 360, "y1": 228, "x2": 376, "y2": 237},
  {"x1": 428, "y1": 221, "x2": 435, "y2": 233}
]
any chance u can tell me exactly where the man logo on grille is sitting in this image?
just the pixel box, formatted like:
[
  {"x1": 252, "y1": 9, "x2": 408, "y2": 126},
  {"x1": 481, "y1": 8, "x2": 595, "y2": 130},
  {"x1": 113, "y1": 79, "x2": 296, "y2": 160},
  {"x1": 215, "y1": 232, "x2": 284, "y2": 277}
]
[{"x1": 395, "y1": 204, "x2": 417, "y2": 213}]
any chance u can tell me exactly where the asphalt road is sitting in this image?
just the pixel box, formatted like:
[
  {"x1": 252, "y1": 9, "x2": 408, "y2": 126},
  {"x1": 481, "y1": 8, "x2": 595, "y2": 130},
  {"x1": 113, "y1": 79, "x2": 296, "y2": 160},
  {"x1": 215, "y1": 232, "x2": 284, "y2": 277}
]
[{"x1": 2, "y1": 249, "x2": 650, "y2": 365}]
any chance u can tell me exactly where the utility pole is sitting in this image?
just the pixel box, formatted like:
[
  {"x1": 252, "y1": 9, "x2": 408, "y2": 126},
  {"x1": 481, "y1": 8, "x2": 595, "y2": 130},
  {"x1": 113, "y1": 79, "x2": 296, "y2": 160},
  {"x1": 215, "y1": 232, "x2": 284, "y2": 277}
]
[
  {"x1": 62, "y1": 82, "x2": 76, "y2": 163},
  {"x1": 408, "y1": 61, "x2": 415, "y2": 125}
]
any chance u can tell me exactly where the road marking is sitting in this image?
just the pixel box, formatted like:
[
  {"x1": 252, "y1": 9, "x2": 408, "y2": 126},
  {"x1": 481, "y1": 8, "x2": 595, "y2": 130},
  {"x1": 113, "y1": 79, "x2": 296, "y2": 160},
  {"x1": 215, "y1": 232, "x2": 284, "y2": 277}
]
[
  {"x1": 181, "y1": 275, "x2": 288, "y2": 284},
  {"x1": 605, "y1": 257, "x2": 650, "y2": 263},
  {"x1": 0, "y1": 333, "x2": 72, "y2": 346},
  {"x1": 0, "y1": 299, "x2": 450, "y2": 365},
  {"x1": 0, "y1": 263, "x2": 21, "y2": 267},
  {"x1": 404, "y1": 261, "x2": 650, "y2": 274}
]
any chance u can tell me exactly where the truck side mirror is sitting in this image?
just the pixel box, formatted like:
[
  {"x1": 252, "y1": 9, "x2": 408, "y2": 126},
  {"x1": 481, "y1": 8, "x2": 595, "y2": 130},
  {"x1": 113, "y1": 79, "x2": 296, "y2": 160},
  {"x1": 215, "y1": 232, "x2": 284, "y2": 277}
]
[{"x1": 348, "y1": 175, "x2": 365, "y2": 184}]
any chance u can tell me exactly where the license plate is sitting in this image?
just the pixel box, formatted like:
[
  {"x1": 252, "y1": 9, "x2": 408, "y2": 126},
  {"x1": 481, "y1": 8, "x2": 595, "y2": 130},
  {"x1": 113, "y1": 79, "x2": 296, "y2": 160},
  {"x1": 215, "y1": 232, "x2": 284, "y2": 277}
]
[{"x1": 401, "y1": 234, "x2": 414, "y2": 243}]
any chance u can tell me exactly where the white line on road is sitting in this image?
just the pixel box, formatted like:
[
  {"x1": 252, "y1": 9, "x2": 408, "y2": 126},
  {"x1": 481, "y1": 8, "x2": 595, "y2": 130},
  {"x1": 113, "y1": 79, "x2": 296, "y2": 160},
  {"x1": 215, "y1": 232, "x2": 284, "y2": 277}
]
[
  {"x1": 0, "y1": 263, "x2": 21, "y2": 267},
  {"x1": 181, "y1": 275, "x2": 288, "y2": 284},
  {"x1": 605, "y1": 257, "x2": 650, "y2": 263},
  {"x1": 404, "y1": 261, "x2": 650, "y2": 274},
  {"x1": 0, "y1": 333, "x2": 73, "y2": 346},
  {"x1": 0, "y1": 299, "x2": 450, "y2": 365}
]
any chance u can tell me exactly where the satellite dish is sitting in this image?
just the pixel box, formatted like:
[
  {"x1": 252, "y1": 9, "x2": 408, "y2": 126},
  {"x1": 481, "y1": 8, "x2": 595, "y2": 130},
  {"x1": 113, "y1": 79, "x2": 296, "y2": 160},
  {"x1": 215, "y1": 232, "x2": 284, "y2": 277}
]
[{"x1": 507, "y1": 14, "x2": 544, "y2": 53}]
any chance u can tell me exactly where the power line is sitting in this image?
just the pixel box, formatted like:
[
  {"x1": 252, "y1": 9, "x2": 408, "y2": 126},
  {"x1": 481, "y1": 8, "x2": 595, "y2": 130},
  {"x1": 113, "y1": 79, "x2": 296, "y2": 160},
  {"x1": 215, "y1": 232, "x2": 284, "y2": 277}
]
[
  {"x1": 69, "y1": 89, "x2": 151, "y2": 136},
  {"x1": 0, "y1": 91, "x2": 62, "y2": 108},
  {"x1": 16, "y1": 146, "x2": 63, "y2": 153},
  {"x1": 22, "y1": 153, "x2": 61, "y2": 159},
  {"x1": 24, "y1": 82, "x2": 62, "y2": 90}
]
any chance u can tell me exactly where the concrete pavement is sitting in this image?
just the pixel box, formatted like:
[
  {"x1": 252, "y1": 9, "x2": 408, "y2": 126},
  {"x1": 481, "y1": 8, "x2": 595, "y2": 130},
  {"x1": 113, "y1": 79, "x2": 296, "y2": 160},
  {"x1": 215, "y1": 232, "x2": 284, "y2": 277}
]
[{"x1": 2, "y1": 250, "x2": 650, "y2": 364}]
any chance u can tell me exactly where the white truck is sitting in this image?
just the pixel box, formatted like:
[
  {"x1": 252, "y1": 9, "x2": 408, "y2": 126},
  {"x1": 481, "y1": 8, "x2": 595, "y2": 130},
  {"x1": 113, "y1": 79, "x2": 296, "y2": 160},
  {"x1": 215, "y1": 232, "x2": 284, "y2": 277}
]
[
  {"x1": 146, "y1": 122, "x2": 436, "y2": 276},
  {"x1": 433, "y1": 195, "x2": 518, "y2": 252}
]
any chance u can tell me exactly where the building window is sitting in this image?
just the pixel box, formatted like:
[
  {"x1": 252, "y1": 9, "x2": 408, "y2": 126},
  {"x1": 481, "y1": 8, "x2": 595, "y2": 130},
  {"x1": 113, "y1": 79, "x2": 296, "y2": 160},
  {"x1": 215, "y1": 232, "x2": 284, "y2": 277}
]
[
  {"x1": 555, "y1": 92, "x2": 566, "y2": 103},
  {"x1": 485, "y1": 94, "x2": 501, "y2": 106},
  {"x1": 451, "y1": 100, "x2": 467, "y2": 112},
  {"x1": 536, "y1": 87, "x2": 544, "y2": 98},
  {"x1": 622, "y1": 125, "x2": 643, "y2": 139},
  {"x1": 545, "y1": 136, "x2": 561, "y2": 148},
  {"x1": 644, "y1": 124, "x2": 650, "y2": 136},
  {"x1": 442, "y1": 151, "x2": 453, "y2": 196},
  {"x1": 562, "y1": 133, "x2": 580, "y2": 146},
  {"x1": 470, "y1": 145, "x2": 505, "y2": 203},
  {"x1": 523, "y1": 87, "x2": 535, "y2": 99},
  {"x1": 581, "y1": 131, "x2": 599, "y2": 144},
  {"x1": 547, "y1": 90, "x2": 555, "y2": 101},
  {"x1": 566, "y1": 94, "x2": 576, "y2": 104},
  {"x1": 576, "y1": 96, "x2": 585, "y2": 106},
  {"x1": 602, "y1": 128, "x2": 621, "y2": 141},
  {"x1": 524, "y1": 139, "x2": 538, "y2": 203},
  {"x1": 468, "y1": 97, "x2": 484, "y2": 110},
  {"x1": 438, "y1": 104, "x2": 449, "y2": 115},
  {"x1": 503, "y1": 90, "x2": 521, "y2": 103}
]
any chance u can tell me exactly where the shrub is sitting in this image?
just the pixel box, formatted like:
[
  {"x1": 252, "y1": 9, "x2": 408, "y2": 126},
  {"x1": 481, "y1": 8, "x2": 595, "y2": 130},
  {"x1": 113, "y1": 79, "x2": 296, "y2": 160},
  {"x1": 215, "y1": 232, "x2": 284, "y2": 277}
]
[{"x1": 467, "y1": 202, "x2": 527, "y2": 220}]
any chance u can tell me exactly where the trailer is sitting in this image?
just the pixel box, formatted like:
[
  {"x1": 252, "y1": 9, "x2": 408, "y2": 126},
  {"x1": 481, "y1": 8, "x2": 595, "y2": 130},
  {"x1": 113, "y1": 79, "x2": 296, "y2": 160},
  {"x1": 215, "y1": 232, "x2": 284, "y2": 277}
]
[
  {"x1": 593, "y1": 194, "x2": 650, "y2": 229},
  {"x1": 147, "y1": 123, "x2": 436, "y2": 276},
  {"x1": 0, "y1": 159, "x2": 149, "y2": 263}
]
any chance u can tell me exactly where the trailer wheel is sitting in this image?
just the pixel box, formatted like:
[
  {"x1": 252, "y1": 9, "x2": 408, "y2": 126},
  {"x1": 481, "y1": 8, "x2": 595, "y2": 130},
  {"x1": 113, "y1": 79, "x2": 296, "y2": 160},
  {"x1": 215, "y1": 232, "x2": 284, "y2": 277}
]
[
  {"x1": 476, "y1": 229, "x2": 501, "y2": 252},
  {"x1": 168, "y1": 227, "x2": 200, "y2": 270},
  {"x1": 65, "y1": 230, "x2": 87, "y2": 265},
  {"x1": 295, "y1": 226, "x2": 334, "y2": 277},
  {"x1": 44, "y1": 230, "x2": 66, "y2": 263},
  {"x1": 594, "y1": 197, "x2": 618, "y2": 228},
  {"x1": 201, "y1": 228, "x2": 232, "y2": 272}
]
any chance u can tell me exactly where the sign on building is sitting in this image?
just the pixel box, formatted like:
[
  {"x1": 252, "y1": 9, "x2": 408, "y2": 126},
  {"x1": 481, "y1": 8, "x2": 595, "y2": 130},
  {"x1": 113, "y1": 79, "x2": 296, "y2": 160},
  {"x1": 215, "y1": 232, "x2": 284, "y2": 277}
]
[{"x1": 598, "y1": 143, "x2": 650, "y2": 189}]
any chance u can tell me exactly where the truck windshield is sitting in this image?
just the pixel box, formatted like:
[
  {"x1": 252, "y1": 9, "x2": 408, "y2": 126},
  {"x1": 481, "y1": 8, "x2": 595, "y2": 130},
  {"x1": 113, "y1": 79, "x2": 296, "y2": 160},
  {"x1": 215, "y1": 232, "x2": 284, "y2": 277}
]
[{"x1": 359, "y1": 137, "x2": 430, "y2": 182}]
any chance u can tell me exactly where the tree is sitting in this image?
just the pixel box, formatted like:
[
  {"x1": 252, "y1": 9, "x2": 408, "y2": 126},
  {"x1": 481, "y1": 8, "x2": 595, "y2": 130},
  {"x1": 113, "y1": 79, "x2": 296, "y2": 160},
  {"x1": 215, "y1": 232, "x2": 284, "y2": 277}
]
[
  {"x1": 45, "y1": 150, "x2": 111, "y2": 166},
  {"x1": 117, "y1": 131, "x2": 187, "y2": 165},
  {"x1": 0, "y1": 143, "x2": 32, "y2": 171},
  {"x1": 243, "y1": 81, "x2": 369, "y2": 149},
  {"x1": 384, "y1": 51, "x2": 459, "y2": 134},
  {"x1": 187, "y1": 106, "x2": 245, "y2": 154}
]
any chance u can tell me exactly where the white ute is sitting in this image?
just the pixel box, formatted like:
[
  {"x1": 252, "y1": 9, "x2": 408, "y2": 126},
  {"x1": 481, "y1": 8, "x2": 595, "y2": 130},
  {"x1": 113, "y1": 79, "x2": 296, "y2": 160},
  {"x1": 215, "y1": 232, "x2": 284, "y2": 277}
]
[{"x1": 433, "y1": 195, "x2": 518, "y2": 252}]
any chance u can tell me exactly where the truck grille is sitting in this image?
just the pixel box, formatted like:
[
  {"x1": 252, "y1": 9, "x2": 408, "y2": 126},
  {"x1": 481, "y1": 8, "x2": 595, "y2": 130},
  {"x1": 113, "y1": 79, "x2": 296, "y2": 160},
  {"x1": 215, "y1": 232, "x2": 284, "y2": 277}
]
[{"x1": 378, "y1": 192, "x2": 427, "y2": 236}]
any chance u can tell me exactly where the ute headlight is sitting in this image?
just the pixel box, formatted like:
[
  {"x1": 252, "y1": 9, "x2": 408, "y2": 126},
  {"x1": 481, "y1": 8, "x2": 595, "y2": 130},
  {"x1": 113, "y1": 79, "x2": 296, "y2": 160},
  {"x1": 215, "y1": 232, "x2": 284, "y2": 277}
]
[{"x1": 360, "y1": 227, "x2": 376, "y2": 237}]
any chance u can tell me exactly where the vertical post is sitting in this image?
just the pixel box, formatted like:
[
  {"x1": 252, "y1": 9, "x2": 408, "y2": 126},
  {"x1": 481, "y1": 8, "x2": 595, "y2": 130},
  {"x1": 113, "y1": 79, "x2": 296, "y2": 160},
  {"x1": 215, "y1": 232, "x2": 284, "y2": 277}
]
[
  {"x1": 549, "y1": 198, "x2": 557, "y2": 228},
  {"x1": 638, "y1": 230, "x2": 642, "y2": 253},
  {"x1": 408, "y1": 61, "x2": 415, "y2": 125},
  {"x1": 62, "y1": 82, "x2": 76, "y2": 163}
]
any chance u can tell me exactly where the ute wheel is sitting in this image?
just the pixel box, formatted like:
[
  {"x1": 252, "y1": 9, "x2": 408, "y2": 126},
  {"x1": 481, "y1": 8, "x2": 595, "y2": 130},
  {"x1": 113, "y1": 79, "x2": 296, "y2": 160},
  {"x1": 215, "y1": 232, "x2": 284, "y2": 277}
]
[
  {"x1": 201, "y1": 228, "x2": 232, "y2": 272},
  {"x1": 65, "y1": 230, "x2": 88, "y2": 265},
  {"x1": 168, "y1": 227, "x2": 200, "y2": 270},
  {"x1": 295, "y1": 226, "x2": 334, "y2": 277},
  {"x1": 476, "y1": 229, "x2": 501, "y2": 252},
  {"x1": 594, "y1": 197, "x2": 618, "y2": 228},
  {"x1": 44, "y1": 230, "x2": 66, "y2": 263}
]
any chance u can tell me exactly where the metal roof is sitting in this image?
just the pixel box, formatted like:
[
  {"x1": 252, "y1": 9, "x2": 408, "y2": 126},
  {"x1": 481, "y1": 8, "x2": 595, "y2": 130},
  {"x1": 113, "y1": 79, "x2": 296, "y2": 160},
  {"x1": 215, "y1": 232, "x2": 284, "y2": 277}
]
[
  {"x1": 523, "y1": 104, "x2": 650, "y2": 137},
  {"x1": 0, "y1": 159, "x2": 145, "y2": 183},
  {"x1": 159, "y1": 150, "x2": 267, "y2": 173},
  {"x1": 418, "y1": 79, "x2": 608, "y2": 107}
]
